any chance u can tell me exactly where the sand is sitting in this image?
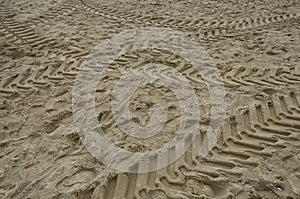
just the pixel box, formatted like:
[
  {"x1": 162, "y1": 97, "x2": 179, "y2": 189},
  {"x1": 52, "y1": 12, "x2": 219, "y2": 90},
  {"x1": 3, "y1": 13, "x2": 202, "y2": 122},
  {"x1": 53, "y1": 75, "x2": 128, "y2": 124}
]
[{"x1": 0, "y1": 0, "x2": 299, "y2": 198}]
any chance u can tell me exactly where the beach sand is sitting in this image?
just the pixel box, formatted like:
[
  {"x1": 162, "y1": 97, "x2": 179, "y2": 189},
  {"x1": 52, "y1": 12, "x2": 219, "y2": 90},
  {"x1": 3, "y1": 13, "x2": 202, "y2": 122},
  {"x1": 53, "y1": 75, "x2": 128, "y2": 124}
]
[{"x1": 0, "y1": 0, "x2": 299, "y2": 198}]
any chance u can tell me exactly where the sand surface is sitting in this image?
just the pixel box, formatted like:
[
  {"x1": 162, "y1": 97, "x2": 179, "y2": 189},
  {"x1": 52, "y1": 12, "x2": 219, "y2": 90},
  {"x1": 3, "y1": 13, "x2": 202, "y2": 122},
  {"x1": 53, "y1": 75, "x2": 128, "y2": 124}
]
[{"x1": 0, "y1": 0, "x2": 300, "y2": 198}]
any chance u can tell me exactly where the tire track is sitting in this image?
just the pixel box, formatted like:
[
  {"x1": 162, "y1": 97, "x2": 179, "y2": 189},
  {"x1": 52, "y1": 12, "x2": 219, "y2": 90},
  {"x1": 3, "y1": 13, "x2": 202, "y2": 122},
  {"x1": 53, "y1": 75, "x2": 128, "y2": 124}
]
[
  {"x1": 78, "y1": 0, "x2": 300, "y2": 41},
  {"x1": 0, "y1": 4, "x2": 56, "y2": 48},
  {"x1": 20, "y1": 0, "x2": 298, "y2": 42},
  {"x1": 223, "y1": 66, "x2": 300, "y2": 88},
  {"x1": 100, "y1": 90, "x2": 300, "y2": 198},
  {"x1": 1, "y1": 1, "x2": 299, "y2": 198},
  {"x1": 1, "y1": 47, "x2": 299, "y2": 99},
  {"x1": 0, "y1": 57, "x2": 83, "y2": 96},
  {"x1": 0, "y1": 17, "x2": 55, "y2": 46},
  {"x1": 72, "y1": 0, "x2": 118, "y2": 20},
  {"x1": 91, "y1": 50, "x2": 300, "y2": 198},
  {"x1": 24, "y1": 0, "x2": 77, "y2": 27},
  {"x1": 1, "y1": 0, "x2": 296, "y2": 57},
  {"x1": 22, "y1": 0, "x2": 118, "y2": 26}
]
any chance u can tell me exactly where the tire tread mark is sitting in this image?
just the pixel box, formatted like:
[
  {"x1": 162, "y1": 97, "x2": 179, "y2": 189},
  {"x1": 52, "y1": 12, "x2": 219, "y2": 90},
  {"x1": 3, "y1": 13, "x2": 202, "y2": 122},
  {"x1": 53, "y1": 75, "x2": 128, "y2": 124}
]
[{"x1": 99, "y1": 90, "x2": 300, "y2": 198}]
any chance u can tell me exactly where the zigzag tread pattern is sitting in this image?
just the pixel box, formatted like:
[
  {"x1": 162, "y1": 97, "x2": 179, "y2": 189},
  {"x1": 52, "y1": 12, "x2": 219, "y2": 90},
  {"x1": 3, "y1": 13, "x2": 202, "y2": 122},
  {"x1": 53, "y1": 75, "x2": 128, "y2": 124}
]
[
  {"x1": 0, "y1": 5, "x2": 56, "y2": 47},
  {"x1": 9, "y1": 0, "x2": 300, "y2": 42},
  {"x1": 99, "y1": 90, "x2": 300, "y2": 198},
  {"x1": 1, "y1": 53, "x2": 299, "y2": 98},
  {"x1": 21, "y1": 0, "x2": 118, "y2": 26},
  {"x1": 223, "y1": 66, "x2": 300, "y2": 88},
  {"x1": 79, "y1": 0, "x2": 300, "y2": 41}
]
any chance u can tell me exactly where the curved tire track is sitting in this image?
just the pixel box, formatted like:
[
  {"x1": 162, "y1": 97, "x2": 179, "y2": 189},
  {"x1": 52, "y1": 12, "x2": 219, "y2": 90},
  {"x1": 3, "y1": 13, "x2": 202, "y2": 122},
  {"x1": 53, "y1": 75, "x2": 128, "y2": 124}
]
[{"x1": 100, "y1": 90, "x2": 300, "y2": 198}]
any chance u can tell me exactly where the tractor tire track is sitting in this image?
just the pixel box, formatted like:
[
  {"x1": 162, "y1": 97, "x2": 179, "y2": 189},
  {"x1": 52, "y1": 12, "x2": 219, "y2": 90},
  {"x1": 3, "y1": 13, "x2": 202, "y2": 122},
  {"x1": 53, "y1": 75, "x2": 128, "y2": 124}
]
[{"x1": 100, "y1": 90, "x2": 300, "y2": 198}]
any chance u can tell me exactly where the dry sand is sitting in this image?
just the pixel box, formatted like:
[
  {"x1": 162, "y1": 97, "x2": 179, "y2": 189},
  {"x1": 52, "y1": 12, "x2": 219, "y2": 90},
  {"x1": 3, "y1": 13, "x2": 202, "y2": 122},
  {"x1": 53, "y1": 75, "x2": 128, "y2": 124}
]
[{"x1": 0, "y1": 0, "x2": 300, "y2": 198}]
